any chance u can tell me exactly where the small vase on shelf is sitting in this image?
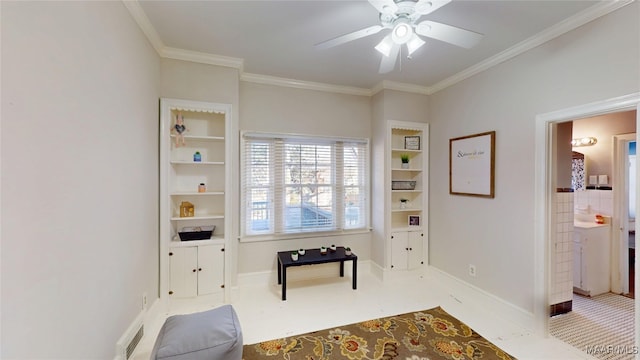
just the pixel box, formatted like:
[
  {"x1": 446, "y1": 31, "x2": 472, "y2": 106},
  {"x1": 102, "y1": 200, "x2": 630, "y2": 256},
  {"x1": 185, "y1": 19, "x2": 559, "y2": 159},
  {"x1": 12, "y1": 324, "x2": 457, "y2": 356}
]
[
  {"x1": 345, "y1": 247, "x2": 352, "y2": 256},
  {"x1": 320, "y1": 246, "x2": 327, "y2": 255},
  {"x1": 291, "y1": 251, "x2": 299, "y2": 261},
  {"x1": 401, "y1": 154, "x2": 409, "y2": 169},
  {"x1": 298, "y1": 248, "x2": 306, "y2": 255}
]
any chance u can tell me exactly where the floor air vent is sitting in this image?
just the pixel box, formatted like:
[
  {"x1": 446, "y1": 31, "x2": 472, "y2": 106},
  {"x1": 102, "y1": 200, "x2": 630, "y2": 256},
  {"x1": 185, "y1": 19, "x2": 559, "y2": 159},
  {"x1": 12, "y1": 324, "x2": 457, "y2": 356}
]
[{"x1": 116, "y1": 311, "x2": 144, "y2": 360}]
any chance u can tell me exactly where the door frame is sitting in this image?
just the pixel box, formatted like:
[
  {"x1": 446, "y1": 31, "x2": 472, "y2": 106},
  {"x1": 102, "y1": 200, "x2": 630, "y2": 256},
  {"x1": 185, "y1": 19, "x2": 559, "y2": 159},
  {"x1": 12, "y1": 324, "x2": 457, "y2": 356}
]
[
  {"x1": 613, "y1": 133, "x2": 636, "y2": 294},
  {"x1": 534, "y1": 93, "x2": 640, "y2": 338}
]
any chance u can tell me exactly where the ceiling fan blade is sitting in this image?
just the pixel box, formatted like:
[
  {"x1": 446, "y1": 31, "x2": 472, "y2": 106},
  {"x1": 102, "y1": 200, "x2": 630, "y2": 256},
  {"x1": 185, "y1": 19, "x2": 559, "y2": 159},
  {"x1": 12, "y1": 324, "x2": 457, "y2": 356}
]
[
  {"x1": 368, "y1": 0, "x2": 398, "y2": 15},
  {"x1": 315, "y1": 25, "x2": 383, "y2": 50},
  {"x1": 414, "y1": 0, "x2": 451, "y2": 15},
  {"x1": 415, "y1": 20, "x2": 483, "y2": 49},
  {"x1": 379, "y1": 43, "x2": 400, "y2": 74}
]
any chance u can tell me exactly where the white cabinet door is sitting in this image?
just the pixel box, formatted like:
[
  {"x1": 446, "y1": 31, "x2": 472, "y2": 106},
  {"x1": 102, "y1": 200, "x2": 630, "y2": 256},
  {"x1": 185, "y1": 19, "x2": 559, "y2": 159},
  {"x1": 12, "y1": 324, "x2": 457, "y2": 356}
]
[
  {"x1": 169, "y1": 244, "x2": 224, "y2": 297},
  {"x1": 197, "y1": 244, "x2": 224, "y2": 295},
  {"x1": 391, "y1": 231, "x2": 424, "y2": 270},
  {"x1": 169, "y1": 247, "x2": 198, "y2": 297},
  {"x1": 572, "y1": 238, "x2": 583, "y2": 289},
  {"x1": 391, "y1": 232, "x2": 409, "y2": 270},
  {"x1": 407, "y1": 230, "x2": 424, "y2": 268}
]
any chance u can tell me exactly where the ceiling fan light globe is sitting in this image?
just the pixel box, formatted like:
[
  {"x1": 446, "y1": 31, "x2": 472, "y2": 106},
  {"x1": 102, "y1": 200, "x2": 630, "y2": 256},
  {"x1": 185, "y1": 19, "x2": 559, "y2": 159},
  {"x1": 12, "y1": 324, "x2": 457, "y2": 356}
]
[
  {"x1": 406, "y1": 34, "x2": 426, "y2": 55},
  {"x1": 375, "y1": 35, "x2": 394, "y2": 56},
  {"x1": 391, "y1": 23, "x2": 413, "y2": 44}
]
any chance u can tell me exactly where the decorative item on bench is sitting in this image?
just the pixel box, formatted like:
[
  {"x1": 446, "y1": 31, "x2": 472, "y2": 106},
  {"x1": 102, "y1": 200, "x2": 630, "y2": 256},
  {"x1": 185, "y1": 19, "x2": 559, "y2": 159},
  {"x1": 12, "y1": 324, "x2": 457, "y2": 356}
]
[
  {"x1": 330, "y1": 244, "x2": 337, "y2": 252},
  {"x1": 392, "y1": 180, "x2": 416, "y2": 190},
  {"x1": 291, "y1": 251, "x2": 299, "y2": 261},
  {"x1": 178, "y1": 226, "x2": 215, "y2": 241},
  {"x1": 150, "y1": 305, "x2": 243, "y2": 360},
  {"x1": 320, "y1": 246, "x2": 327, "y2": 255},
  {"x1": 179, "y1": 201, "x2": 195, "y2": 217},
  {"x1": 345, "y1": 247, "x2": 352, "y2": 256},
  {"x1": 298, "y1": 248, "x2": 306, "y2": 255}
]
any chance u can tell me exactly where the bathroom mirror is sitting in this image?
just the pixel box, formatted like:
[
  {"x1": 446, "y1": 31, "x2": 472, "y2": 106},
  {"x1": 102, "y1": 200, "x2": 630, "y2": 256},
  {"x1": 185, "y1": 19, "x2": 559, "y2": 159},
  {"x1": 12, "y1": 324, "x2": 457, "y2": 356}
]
[{"x1": 572, "y1": 151, "x2": 586, "y2": 191}]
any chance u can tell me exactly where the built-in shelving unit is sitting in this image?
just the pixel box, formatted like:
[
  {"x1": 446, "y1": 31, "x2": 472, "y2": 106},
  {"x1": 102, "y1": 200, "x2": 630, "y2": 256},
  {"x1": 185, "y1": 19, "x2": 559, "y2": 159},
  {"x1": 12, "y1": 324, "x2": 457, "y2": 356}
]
[
  {"x1": 387, "y1": 120, "x2": 429, "y2": 270},
  {"x1": 160, "y1": 98, "x2": 232, "y2": 302}
]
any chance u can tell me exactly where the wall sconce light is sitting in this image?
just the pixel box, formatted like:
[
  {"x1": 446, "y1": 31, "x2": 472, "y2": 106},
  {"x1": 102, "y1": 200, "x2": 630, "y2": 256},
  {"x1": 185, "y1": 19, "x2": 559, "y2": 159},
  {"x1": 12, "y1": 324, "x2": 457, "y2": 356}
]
[{"x1": 571, "y1": 137, "x2": 597, "y2": 147}]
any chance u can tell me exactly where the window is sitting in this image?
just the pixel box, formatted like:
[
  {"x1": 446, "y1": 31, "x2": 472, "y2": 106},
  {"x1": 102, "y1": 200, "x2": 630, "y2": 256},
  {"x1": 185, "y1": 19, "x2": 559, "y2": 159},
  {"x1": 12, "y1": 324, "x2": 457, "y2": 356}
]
[{"x1": 241, "y1": 132, "x2": 369, "y2": 238}]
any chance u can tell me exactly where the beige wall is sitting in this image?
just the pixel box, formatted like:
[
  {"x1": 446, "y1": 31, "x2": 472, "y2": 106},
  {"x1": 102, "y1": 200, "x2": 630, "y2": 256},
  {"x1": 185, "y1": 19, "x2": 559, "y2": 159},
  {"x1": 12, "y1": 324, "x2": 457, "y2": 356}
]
[
  {"x1": 427, "y1": 2, "x2": 639, "y2": 312},
  {"x1": 237, "y1": 82, "x2": 372, "y2": 275},
  {"x1": 2, "y1": 2, "x2": 160, "y2": 358}
]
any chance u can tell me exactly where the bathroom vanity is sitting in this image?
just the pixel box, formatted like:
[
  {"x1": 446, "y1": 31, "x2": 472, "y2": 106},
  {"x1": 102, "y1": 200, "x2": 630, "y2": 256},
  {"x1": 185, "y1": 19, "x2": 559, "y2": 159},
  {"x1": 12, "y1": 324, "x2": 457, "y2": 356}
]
[{"x1": 573, "y1": 220, "x2": 611, "y2": 296}]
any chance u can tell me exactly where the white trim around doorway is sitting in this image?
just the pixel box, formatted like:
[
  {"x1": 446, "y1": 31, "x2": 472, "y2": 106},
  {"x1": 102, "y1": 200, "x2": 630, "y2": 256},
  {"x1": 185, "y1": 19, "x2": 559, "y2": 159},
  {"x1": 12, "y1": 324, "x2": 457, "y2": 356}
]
[{"x1": 534, "y1": 93, "x2": 640, "y2": 347}]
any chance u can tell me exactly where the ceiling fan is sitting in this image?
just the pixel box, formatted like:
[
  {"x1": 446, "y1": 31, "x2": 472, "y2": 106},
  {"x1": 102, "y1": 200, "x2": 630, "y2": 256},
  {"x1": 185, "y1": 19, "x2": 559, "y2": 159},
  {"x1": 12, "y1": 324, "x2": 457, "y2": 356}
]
[{"x1": 315, "y1": 0, "x2": 483, "y2": 73}]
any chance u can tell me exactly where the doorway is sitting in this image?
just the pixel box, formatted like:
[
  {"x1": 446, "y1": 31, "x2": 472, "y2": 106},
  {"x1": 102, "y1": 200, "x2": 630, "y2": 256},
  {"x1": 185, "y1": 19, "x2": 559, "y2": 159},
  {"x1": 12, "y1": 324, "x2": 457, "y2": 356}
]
[{"x1": 533, "y1": 93, "x2": 640, "y2": 352}]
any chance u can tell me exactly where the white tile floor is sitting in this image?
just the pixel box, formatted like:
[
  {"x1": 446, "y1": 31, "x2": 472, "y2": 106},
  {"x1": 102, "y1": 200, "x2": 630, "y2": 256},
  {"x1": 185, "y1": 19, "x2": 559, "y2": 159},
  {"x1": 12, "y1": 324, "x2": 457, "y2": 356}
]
[
  {"x1": 550, "y1": 293, "x2": 635, "y2": 360},
  {"x1": 134, "y1": 270, "x2": 597, "y2": 359}
]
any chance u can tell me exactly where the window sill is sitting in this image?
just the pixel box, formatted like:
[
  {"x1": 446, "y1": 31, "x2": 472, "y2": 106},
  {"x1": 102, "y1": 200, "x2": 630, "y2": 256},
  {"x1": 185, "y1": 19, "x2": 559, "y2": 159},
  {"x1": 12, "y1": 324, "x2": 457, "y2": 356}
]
[{"x1": 238, "y1": 228, "x2": 371, "y2": 243}]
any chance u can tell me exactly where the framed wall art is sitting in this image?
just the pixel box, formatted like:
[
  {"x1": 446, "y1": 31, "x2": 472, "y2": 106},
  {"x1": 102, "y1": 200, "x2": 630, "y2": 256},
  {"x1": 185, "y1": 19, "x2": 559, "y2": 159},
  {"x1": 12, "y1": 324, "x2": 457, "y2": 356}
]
[
  {"x1": 449, "y1": 131, "x2": 495, "y2": 198},
  {"x1": 408, "y1": 215, "x2": 420, "y2": 226},
  {"x1": 404, "y1": 136, "x2": 421, "y2": 150}
]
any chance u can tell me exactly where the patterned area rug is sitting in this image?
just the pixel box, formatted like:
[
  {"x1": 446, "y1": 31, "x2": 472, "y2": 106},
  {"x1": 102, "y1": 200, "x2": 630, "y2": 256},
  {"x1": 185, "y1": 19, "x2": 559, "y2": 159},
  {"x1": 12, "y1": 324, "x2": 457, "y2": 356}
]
[{"x1": 242, "y1": 306, "x2": 515, "y2": 360}]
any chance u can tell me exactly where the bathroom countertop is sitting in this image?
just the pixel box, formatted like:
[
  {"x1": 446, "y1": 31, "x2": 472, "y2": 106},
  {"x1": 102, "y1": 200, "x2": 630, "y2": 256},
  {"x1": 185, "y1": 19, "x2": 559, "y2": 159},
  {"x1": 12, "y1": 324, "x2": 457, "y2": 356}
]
[{"x1": 574, "y1": 220, "x2": 609, "y2": 229}]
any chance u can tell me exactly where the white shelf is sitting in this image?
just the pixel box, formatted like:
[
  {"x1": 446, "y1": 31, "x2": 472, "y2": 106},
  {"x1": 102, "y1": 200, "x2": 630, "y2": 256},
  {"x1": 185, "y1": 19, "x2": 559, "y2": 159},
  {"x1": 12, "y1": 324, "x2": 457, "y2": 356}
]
[
  {"x1": 391, "y1": 148, "x2": 422, "y2": 153},
  {"x1": 391, "y1": 168, "x2": 422, "y2": 172},
  {"x1": 170, "y1": 134, "x2": 224, "y2": 142},
  {"x1": 391, "y1": 226, "x2": 423, "y2": 232},
  {"x1": 170, "y1": 191, "x2": 224, "y2": 196},
  {"x1": 386, "y1": 120, "x2": 428, "y2": 271},
  {"x1": 169, "y1": 237, "x2": 225, "y2": 247},
  {"x1": 170, "y1": 161, "x2": 224, "y2": 165},
  {"x1": 392, "y1": 208, "x2": 420, "y2": 212},
  {"x1": 171, "y1": 214, "x2": 225, "y2": 221}
]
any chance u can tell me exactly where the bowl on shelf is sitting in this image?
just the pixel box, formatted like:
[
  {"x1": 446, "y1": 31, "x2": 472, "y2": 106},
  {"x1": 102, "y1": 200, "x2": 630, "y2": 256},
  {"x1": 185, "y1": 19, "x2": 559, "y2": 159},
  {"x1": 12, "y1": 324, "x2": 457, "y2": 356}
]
[
  {"x1": 392, "y1": 181, "x2": 417, "y2": 190},
  {"x1": 178, "y1": 225, "x2": 215, "y2": 241}
]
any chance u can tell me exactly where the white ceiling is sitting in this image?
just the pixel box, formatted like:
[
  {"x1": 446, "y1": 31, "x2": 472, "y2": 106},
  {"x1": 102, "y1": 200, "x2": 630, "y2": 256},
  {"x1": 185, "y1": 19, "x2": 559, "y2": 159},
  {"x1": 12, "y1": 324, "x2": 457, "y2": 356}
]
[{"x1": 135, "y1": 0, "x2": 603, "y2": 91}]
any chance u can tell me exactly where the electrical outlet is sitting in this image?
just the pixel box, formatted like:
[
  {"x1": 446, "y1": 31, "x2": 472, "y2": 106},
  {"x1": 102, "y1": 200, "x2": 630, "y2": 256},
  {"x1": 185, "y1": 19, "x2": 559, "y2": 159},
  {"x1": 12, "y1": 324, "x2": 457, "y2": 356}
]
[
  {"x1": 142, "y1": 292, "x2": 148, "y2": 310},
  {"x1": 468, "y1": 264, "x2": 477, "y2": 277}
]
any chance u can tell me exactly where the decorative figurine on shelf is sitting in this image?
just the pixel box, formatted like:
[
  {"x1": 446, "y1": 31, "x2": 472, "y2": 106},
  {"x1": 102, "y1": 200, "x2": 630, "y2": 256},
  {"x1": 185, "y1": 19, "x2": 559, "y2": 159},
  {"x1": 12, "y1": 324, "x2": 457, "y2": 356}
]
[{"x1": 172, "y1": 112, "x2": 187, "y2": 147}]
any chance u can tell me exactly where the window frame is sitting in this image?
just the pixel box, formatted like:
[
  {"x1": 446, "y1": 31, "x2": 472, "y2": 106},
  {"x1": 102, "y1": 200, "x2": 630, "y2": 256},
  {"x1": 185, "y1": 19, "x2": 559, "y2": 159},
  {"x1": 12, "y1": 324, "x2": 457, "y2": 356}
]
[{"x1": 240, "y1": 131, "x2": 370, "y2": 241}]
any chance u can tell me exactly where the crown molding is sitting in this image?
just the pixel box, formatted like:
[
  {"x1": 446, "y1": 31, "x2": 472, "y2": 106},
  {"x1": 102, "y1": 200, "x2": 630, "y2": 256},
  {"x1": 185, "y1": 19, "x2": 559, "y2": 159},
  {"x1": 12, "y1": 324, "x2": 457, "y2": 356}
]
[
  {"x1": 371, "y1": 80, "x2": 430, "y2": 96},
  {"x1": 428, "y1": 0, "x2": 635, "y2": 94},
  {"x1": 240, "y1": 73, "x2": 372, "y2": 96},
  {"x1": 122, "y1": 0, "x2": 165, "y2": 55},
  {"x1": 161, "y1": 47, "x2": 244, "y2": 71}
]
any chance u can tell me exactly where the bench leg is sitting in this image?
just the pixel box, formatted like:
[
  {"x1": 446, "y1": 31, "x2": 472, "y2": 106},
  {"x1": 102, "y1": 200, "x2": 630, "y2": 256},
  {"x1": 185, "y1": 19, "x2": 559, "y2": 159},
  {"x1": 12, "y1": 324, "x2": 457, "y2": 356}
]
[
  {"x1": 282, "y1": 266, "x2": 287, "y2": 301},
  {"x1": 340, "y1": 261, "x2": 344, "y2": 277},
  {"x1": 278, "y1": 260, "x2": 282, "y2": 285},
  {"x1": 352, "y1": 259, "x2": 357, "y2": 289}
]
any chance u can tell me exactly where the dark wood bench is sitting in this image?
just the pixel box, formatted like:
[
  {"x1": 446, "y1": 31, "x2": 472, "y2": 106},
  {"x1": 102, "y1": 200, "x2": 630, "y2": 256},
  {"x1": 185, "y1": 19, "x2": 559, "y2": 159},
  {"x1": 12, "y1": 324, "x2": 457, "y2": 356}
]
[{"x1": 276, "y1": 246, "x2": 357, "y2": 301}]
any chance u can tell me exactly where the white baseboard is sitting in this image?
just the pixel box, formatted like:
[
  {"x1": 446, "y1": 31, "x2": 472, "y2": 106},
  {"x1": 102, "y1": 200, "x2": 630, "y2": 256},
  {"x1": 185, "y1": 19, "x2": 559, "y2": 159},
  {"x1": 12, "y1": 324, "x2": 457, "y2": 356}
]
[{"x1": 425, "y1": 266, "x2": 535, "y2": 332}]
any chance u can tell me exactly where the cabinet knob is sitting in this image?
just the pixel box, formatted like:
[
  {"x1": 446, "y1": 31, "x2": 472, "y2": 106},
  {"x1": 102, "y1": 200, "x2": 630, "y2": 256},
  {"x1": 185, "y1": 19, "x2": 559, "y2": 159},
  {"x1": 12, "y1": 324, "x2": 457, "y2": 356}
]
[
  {"x1": 409, "y1": 247, "x2": 413, "y2": 251},
  {"x1": 221, "y1": 284, "x2": 225, "y2": 288},
  {"x1": 192, "y1": 269, "x2": 197, "y2": 273},
  {"x1": 168, "y1": 291, "x2": 173, "y2": 295},
  {"x1": 391, "y1": 236, "x2": 394, "y2": 239},
  {"x1": 169, "y1": 252, "x2": 173, "y2": 256},
  {"x1": 406, "y1": 247, "x2": 409, "y2": 251},
  {"x1": 198, "y1": 268, "x2": 202, "y2": 271},
  {"x1": 421, "y1": 233, "x2": 423, "y2": 237},
  {"x1": 221, "y1": 248, "x2": 225, "y2": 252}
]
